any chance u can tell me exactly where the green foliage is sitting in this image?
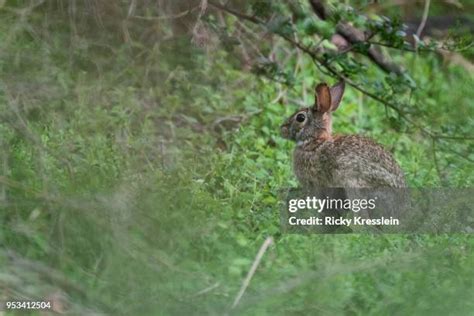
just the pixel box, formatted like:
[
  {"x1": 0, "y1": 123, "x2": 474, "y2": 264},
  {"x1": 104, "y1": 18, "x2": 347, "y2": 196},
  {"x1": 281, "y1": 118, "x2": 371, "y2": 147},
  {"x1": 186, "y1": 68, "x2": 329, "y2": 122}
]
[{"x1": 0, "y1": 1, "x2": 473, "y2": 315}]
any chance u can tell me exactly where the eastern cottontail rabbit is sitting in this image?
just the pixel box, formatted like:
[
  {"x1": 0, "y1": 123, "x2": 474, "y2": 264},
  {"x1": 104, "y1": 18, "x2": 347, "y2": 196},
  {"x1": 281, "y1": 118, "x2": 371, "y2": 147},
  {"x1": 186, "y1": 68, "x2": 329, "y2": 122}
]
[{"x1": 281, "y1": 81, "x2": 406, "y2": 189}]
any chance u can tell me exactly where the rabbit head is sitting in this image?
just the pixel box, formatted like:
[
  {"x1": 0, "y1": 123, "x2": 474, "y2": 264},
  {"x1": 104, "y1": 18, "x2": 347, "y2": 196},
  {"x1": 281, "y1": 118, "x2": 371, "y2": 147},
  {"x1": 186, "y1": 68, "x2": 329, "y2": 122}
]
[{"x1": 281, "y1": 81, "x2": 345, "y2": 144}]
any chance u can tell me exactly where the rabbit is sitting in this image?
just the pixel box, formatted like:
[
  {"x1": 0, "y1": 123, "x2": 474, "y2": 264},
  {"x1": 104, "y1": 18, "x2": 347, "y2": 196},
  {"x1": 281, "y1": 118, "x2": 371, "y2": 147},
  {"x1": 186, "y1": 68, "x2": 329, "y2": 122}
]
[{"x1": 280, "y1": 81, "x2": 406, "y2": 189}]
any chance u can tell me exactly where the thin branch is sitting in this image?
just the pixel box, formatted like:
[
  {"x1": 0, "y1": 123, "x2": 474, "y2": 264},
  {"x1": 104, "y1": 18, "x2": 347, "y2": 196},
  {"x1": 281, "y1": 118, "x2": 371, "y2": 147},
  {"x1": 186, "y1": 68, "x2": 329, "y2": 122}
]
[
  {"x1": 209, "y1": 1, "x2": 262, "y2": 24},
  {"x1": 439, "y1": 146, "x2": 474, "y2": 163},
  {"x1": 193, "y1": 0, "x2": 209, "y2": 30},
  {"x1": 235, "y1": 20, "x2": 267, "y2": 59},
  {"x1": 277, "y1": 34, "x2": 432, "y2": 135},
  {"x1": 231, "y1": 237, "x2": 273, "y2": 309},
  {"x1": 190, "y1": 282, "x2": 220, "y2": 297},
  {"x1": 309, "y1": 0, "x2": 403, "y2": 75},
  {"x1": 431, "y1": 137, "x2": 444, "y2": 184},
  {"x1": 416, "y1": 0, "x2": 431, "y2": 38},
  {"x1": 131, "y1": 10, "x2": 191, "y2": 21}
]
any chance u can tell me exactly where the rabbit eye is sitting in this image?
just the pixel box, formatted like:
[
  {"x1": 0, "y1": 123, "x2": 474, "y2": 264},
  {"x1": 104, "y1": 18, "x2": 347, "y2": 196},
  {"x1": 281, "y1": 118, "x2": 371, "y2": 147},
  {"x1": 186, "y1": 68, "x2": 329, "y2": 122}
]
[{"x1": 296, "y1": 113, "x2": 306, "y2": 123}]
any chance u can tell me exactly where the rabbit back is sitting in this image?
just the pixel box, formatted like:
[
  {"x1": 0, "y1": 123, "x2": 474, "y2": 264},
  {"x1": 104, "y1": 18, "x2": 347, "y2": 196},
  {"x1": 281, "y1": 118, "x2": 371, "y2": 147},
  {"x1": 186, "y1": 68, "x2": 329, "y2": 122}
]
[{"x1": 293, "y1": 135, "x2": 406, "y2": 188}]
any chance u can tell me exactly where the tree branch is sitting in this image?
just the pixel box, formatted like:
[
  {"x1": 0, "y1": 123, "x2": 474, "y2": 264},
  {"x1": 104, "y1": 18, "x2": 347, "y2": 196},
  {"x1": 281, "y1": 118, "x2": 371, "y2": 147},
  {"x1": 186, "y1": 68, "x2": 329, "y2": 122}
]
[
  {"x1": 208, "y1": 0, "x2": 473, "y2": 142},
  {"x1": 309, "y1": 0, "x2": 404, "y2": 75},
  {"x1": 208, "y1": 1, "x2": 420, "y2": 130}
]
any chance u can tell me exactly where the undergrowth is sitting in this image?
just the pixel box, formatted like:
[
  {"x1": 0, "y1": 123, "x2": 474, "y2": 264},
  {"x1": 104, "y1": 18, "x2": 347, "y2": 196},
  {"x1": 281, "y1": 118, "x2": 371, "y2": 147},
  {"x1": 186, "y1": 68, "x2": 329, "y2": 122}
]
[{"x1": 0, "y1": 2, "x2": 473, "y2": 315}]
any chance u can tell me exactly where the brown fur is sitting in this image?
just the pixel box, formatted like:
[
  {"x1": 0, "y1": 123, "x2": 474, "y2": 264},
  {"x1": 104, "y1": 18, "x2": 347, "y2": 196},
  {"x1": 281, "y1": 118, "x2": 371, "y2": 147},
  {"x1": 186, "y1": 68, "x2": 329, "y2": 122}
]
[{"x1": 281, "y1": 81, "x2": 406, "y2": 189}]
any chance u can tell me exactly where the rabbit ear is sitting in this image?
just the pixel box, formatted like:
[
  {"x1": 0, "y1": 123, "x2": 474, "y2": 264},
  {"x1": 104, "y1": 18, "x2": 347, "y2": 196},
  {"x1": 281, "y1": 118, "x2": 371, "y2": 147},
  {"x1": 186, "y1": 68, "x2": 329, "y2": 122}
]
[
  {"x1": 329, "y1": 81, "x2": 345, "y2": 111},
  {"x1": 314, "y1": 83, "x2": 332, "y2": 113}
]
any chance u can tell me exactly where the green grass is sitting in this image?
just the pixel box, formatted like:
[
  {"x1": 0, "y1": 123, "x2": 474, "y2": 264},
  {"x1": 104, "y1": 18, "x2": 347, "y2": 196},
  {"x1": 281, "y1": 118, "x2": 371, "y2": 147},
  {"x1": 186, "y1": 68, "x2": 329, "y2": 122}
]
[{"x1": 0, "y1": 4, "x2": 473, "y2": 316}]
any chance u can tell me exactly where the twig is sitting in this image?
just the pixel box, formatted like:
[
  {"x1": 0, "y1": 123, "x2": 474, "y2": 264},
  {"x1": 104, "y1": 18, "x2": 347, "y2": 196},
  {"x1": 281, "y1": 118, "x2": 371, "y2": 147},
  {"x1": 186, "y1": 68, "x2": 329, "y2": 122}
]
[
  {"x1": 127, "y1": 0, "x2": 136, "y2": 17},
  {"x1": 209, "y1": 1, "x2": 262, "y2": 24},
  {"x1": 192, "y1": 0, "x2": 210, "y2": 47},
  {"x1": 131, "y1": 8, "x2": 195, "y2": 21},
  {"x1": 309, "y1": 0, "x2": 403, "y2": 75},
  {"x1": 270, "y1": 87, "x2": 287, "y2": 104},
  {"x1": 235, "y1": 20, "x2": 267, "y2": 59},
  {"x1": 190, "y1": 282, "x2": 220, "y2": 297},
  {"x1": 231, "y1": 237, "x2": 273, "y2": 309},
  {"x1": 439, "y1": 146, "x2": 474, "y2": 163},
  {"x1": 430, "y1": 137, "x2": 444, "y2": 184},
  {"x1": 416, "y1": 0, "x2": 431, "y2": 38}
]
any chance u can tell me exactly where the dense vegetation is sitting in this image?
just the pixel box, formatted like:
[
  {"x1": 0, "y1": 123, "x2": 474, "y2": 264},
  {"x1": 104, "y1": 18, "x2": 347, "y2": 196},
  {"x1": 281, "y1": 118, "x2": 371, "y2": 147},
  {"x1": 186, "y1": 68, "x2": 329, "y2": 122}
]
[{"x1": 0, "y1": 1, "x2": 473, "y2": 315}]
